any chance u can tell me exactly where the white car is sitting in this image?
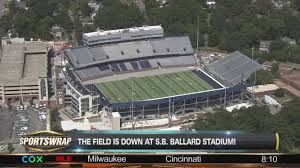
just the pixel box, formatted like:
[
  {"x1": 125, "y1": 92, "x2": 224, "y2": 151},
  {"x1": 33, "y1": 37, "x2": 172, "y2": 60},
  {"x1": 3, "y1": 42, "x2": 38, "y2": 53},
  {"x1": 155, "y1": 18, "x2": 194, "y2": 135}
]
[
  {"x1": 17, "y1": 132, "x2": 27, "y2": 136},
  {"x1": 24, "y1": 105, "x2": 27, "y2": 110},
  {"x1": 20, "y1": 118, "x2": 29, "y2": 122},
  {"x1": 38, "y1": 111, "x2": 46, "y2": 115},
  {"x1": 39, "y1": 115, "x2": 45, "y2": 120},
  {"x1": 0, "y1": 146, "x2": 5, "y2": 151},
  {"x1": 41, "y1": 114, "x2": 46, "y2": 120},
  {"x1": 16, "y1": 106, "x2": 20, "y2": 111},
  {"x1": 20, "y1": 127, "x2": 28, "y2": 131}
]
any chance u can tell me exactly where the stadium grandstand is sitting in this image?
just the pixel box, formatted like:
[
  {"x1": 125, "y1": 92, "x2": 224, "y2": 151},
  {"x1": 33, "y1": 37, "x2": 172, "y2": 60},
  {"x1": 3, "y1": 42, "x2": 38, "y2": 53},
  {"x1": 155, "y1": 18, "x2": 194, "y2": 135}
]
[
  {"x1": 63, "y1": 29, "x2": 251, "y2": 121},
  {"x1": 65, "y1": 36, "x2": 197, "y2": 83},
  {"x1": 208, "y1": 51, "x2": 262, "y2": 86},
  {"x1": 82, "y1": 25, "x2": 164, "y2": 46}
]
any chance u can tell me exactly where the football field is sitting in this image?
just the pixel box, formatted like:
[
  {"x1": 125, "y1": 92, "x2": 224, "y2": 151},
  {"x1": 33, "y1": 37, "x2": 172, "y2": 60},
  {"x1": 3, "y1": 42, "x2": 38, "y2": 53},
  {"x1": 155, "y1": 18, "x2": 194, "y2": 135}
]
[{"x1": 96, "y1": 71, "x2": 214, "y2": 103}]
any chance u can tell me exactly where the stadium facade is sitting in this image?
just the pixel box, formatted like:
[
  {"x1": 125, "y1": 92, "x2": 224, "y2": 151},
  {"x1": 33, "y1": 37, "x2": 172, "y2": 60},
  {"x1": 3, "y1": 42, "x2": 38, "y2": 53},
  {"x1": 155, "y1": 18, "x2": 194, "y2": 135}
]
[
  {"x1": 63, "y1": 26, "x2": 250, "y2": 120},
  {"x1": 0, "y1": 38, "x2": 49, "y2": 104},
  {"x1": 82, "y1": 25, "x2": 164, "y2": 46}
]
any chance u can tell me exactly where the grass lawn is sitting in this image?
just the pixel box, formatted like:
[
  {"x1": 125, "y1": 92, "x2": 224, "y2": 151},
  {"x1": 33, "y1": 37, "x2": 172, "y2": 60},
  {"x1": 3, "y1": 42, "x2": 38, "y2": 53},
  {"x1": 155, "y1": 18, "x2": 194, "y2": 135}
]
[{"x1": 96, "y1": 71, "x2": 214, "y2": 103}]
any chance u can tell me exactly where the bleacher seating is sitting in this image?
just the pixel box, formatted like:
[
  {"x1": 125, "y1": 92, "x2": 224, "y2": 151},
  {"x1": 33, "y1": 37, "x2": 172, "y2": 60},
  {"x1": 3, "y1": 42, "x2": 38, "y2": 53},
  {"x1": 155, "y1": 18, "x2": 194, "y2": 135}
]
[
  {"x1": 118, "y1": 63, "x2": 128, "y2": 72},
  {"x1": 158, "y1": 55, "x2": 197, "y2": 67},
  {"x1": 138, "y1": 60, "x2": 152, "y2": 69},
  {"x1": 124, "y1": 62, "x2": 133, "y2": 71},
  {"x1": 98, "y1": 64, "x2": 110, "y2": 71},
  {"x1": 110, "y1": 63, "x2": 121, "y2": 72},
  {"x1": 130, "y1": 61, "x2": 140, "y2": 70},
  {"x1": 72, "y1": 55, "x2": 197, "y2": 81}
]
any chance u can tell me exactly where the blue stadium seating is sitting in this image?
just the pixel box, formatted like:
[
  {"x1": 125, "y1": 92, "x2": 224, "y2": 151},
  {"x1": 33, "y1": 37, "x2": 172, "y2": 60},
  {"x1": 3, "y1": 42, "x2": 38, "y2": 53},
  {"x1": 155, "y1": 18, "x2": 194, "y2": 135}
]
[
  {"x1": 111, "y1": 63, "x2": 121, "y2": 72},
  {"x1": 98, "y1": 64, "x2": 110, "y2": 71},
  {"x1": 130, "y1": 61, "x2": 140, "y2": 70},
  {"x1": 139, "y1": 60, "x2": 152, "y2": 69},
  {"x1": 118, "y1": 63, "x2": 128, "y2": 72}
]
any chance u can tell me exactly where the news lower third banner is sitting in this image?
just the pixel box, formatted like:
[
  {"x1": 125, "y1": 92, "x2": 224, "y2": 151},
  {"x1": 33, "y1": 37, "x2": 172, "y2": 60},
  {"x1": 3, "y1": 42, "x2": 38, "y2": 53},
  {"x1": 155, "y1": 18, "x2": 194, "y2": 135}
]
[
  {"x1": 18, "y1": 130, "x2": 279, "y2": 152},
  {"x1": 0, "y1": 154, "x2": 299, "y2": 166}
]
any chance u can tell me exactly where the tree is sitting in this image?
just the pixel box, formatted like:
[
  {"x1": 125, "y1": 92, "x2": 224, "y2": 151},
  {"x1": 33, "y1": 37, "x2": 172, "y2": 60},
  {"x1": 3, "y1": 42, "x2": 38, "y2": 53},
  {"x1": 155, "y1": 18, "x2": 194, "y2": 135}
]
[
  {"x1": 194, "y1": 108, "x2": 237, "y2": 130},
  {"x1": 255, "y1": 0, "x2": 273, "y2": 15},
  {"x1": 271, "y1": 40, "x2": 288, "y2": 51},
  {"x1": 36, "y1": 16, "x2": 54, "y2": 40},
  {"x1": 193, "y1": 98, "x2": 300, "y2": 152},
  {"x1": 7, "y1": 143, "x2": 14, "y2": 153},
  {"x1": 146, "y1": 0, "x2": 207, "y2": 47},
  {"x1": 50, "y1": 109, "x2": 63, "y2": 132},
  {"x1": 295, "y1": 0, "x2": 300, "y2": 11},
  {"x1": 208, "y1": 30, "x2": 220, "y2": 47},
  {"x1": 271, "y1": 62, "x2": 279, "y2": 74},
  {"x1": 248, "y1": 70, "x2": 274, "y2": 85},
  {"x1": 83, "y1": 24, "x2": 96, "y2": 33},
  {"x1": 274, "y1": 89, "x2": 285, "y2": 97},
  {"x1": 94, "y1": 0, "x2": 145, "y2": 29},
  {"x1": 79, "y1": 0, "x2": 92, "y2": 17}
]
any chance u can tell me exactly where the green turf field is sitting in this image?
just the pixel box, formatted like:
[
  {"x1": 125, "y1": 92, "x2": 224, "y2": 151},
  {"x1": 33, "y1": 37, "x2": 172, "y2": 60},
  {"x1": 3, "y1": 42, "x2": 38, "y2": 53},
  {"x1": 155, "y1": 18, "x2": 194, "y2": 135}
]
[{"x1": 96, "y1": 71, "x2": 214, "y2": 103}]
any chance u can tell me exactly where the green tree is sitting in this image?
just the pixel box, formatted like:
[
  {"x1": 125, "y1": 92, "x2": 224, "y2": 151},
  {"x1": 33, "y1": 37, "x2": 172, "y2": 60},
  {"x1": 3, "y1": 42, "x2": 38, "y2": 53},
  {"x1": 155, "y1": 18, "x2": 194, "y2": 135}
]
[
  {"x1": 208, "y1": 29, "x2": 220, "y2": 47},
  {"x1": 7, "y1": 143, "x2": 14, "y2": 153},
  {"x1": 36, "y1": 16, "x2": 54, "y2": 40},
  {"x1": 271, "y1": 62, "x2": 279, "y2": 74},
  {"x1": 79, "y1": 0, "x2": 92, "y2": 16},
  {"x1": 274, "y1": 89, "x2": 285, "y2": 97},
  {"x1": 248, "y1": 70, "x2": 274, "y2": 85},
  {"x1": 83, "y1": 24, "x2": 96, "y2": 33},
  {"x1": 50, "y1": 109, "x2": 63, "y2": 132},
  {"x1": 193, "y1": 98, "x2": 300, "y2": 152},
  {"x1": 94, "y1": 0, "x2": 145, "y2": 29}
]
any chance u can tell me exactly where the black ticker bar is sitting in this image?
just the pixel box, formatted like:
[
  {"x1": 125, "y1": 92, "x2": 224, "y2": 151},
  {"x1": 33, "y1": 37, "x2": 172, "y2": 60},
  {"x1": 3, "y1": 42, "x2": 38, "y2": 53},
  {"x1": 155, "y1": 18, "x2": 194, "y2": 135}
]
[{"x1": 0, "y1": 154, "x2": 299, "y2": 166}]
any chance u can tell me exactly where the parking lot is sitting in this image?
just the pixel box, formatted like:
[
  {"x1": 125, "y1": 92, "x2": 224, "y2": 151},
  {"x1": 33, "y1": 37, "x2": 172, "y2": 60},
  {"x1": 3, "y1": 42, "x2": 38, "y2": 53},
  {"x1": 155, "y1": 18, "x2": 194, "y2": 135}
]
[
  {"x1": 0, "y1": 105, "x2": 47, "y2": 152},
  {"x1": 0, "y1": 106, "x2": 15, "y2": 142},
  {"x1": 11, "y1": 105, "x2": 47, "y2": 141}
]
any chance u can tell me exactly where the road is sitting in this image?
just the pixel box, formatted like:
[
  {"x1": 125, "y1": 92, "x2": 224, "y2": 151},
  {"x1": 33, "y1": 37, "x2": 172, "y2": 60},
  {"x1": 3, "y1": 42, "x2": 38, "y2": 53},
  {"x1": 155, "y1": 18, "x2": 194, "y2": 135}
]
[{"x1": 275, "y1": 80, "x2": 300, "y2": 97}]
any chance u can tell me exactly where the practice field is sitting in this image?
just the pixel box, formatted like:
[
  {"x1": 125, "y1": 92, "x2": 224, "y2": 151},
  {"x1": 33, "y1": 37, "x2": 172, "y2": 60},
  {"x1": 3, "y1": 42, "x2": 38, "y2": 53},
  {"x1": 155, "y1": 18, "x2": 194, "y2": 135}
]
[{"x1": 96, "y1": 71, "x2": 214, "y2": 103}]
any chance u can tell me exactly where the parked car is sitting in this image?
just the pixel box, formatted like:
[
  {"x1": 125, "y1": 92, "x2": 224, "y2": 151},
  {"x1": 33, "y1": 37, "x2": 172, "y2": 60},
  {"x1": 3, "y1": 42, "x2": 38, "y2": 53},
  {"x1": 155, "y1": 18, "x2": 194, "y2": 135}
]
[
  {"x1": 0, "y1": 145, "x2": 5, "y2": 151},
  {"x1": 39, "y1": 115, "x2": 46, "y2": 120},
  {"x1": 20, "y1": 118, "x2": 29, "y2": 122},
  {"x1": 17, "y1": 132, "x2": 27, "y2": 136},
  {"x1": 38, "y1": 111, "x2": 46, "y2": 115},
  {"x1": 20, "y1": 127, "x2": 28, "y2": 131}
]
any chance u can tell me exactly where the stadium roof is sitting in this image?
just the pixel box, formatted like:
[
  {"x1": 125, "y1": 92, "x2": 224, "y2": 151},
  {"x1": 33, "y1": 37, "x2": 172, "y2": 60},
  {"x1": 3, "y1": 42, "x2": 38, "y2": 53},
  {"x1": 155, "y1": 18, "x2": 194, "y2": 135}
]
[
  {"x1": 65, "y1": 36, "x2": 194, "y2": 69},
  {"x1": 0, "y1": 39, "x2": 48, "y2": 85},
  {"x1": 83, "y1": 25, "x2": 163, "y2": 38},
  {"x1": 208, "y1": 51, "x2": 262, "y2": 85}
]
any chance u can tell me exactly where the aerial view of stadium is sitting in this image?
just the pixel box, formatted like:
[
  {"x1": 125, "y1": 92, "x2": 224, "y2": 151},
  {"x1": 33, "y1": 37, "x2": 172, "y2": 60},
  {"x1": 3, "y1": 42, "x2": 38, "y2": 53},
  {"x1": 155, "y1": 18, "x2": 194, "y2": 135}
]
[
  {"x1": 96, "y1": 71, "x2": 213, "y2": 103},
  {"x1": 62, "y1": 27, "x2": 253, "y2": 119}
]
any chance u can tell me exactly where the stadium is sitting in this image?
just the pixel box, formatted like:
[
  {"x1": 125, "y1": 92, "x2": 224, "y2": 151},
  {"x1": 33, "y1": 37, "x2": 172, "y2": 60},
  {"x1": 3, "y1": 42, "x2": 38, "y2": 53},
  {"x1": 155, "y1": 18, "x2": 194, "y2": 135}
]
[{"x1": 63, "y1": 28, "x2": 252, "y2": 121}]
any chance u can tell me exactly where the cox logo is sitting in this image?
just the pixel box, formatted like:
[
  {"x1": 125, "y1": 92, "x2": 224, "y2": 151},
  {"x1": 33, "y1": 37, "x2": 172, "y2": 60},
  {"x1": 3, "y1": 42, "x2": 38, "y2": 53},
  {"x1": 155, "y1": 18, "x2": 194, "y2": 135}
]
[{"x1": 21, "y1": 155, "x2": 44, "y2": 163}]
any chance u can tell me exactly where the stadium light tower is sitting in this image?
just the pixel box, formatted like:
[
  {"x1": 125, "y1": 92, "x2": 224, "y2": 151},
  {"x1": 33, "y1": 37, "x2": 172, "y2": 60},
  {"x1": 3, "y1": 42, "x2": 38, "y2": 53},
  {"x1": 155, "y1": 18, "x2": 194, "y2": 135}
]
[
  {"x1": 197, "y1": 16, "x2": 200, "y2": 52},
  {"x1": 131, "y1": 78, "x2": 134, "y2": 130},
  {"x1": 251, "y1": 47, "x2": 256, "y2": 102}
]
